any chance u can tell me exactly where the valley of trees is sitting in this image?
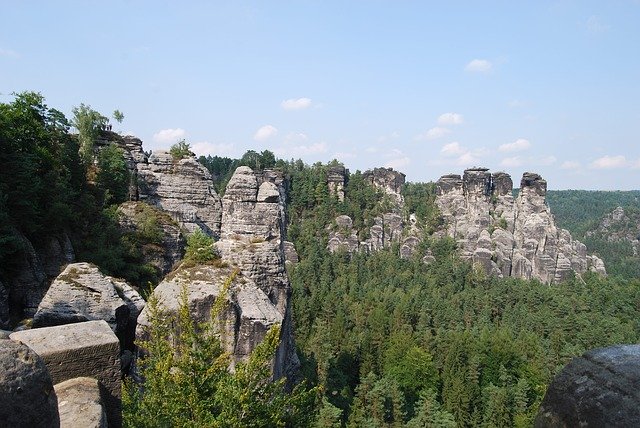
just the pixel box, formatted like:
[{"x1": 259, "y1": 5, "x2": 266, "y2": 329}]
[{"x1": 2, "y1": 92, "x2": 640, "y2": 427}]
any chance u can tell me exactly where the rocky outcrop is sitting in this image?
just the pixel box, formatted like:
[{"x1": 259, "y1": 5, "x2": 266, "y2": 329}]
[
  {"x1": 283, "y1": 241, "x2": 299, "y2": 264},
  {"x1": 535, "y1": 344, "x2": 640, "y2": 427},
  {"x1": 137, "y1": 151, "x2": 222, "y2": 237},
  {"x1": 435, "y1": 168, "x2": 606, "y2": 283},
  {"x1": 363, "y1": 167, "x2": 406, "y2": 205},
  {"x1": 0, "y1": 340, "x2": 59, "y2": 428},
  {"x1": 10, "y1": 320, "x2": 122, "y2": 428},
  {"x1": 55, "y1": 377, "x2": 108, "y2": 428},
  {"x1": 587, "y1": 206, "x2": 640, "y2": 256},
  {"x1": 33, "y1": 263, "x2": 144, "y2": 348},
  {"x1": 136, "y1": 264, "x2": 283, "y2": 369},
  {"x1": 116, "y1": 201, "x2": 186, "y2": 276},
  {"x1": 96, "y1": 131, "x2": 147, "y2": 200},
  {"x1": 215, "y1": 166, "x2": 299, "y2": 379},
  {"x1": 327, "y1": 165, "x2": 348, "y2": 202}
]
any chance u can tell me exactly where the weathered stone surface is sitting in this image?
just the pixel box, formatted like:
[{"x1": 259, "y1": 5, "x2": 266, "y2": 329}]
[
  {"x1": 435, "y1": 169, "x2": 605, "y2": 283},
  {"x1": 137, "y1": 150, "x2": 222, "y2": 237},
  {"x1": 328, "y1": 215, "x2": 360, "y2": 253},
  {"x1": 55, "y1": 377, "x2": 107, "y2": 428},
  {"x1": 535, "y1": 344, "x2": 640, "y2": 428},
  {"x1": 33, "y1": 263, "x2": 131, "y2": 337},
  {"x1": 215, "y1": 166, "x2": 299, "y2": 380},
  {"x1": 10, "y1": 320, "x2": 122, "y2": 428},
  {"x1": 327, "y1": 165, "x2": 348, "y2": 202},
  {"x1": 116, "y1": 201, "x2": 186, "y2": 276},
  {"x1": 37, "y1": 233, "x2": 75, "y2": 279},
  {"x1": 283, "y1": 241, "x2": 299, "y2": 264},
  {"x1": 587, "y1": 206, "x2": 640, "y2": 257},
  {"x1": 0, "y1": 340, "x2": 59, "y2": 427},
  {"x1": 136, "y1": 264, "x2": 283, "y2": 369},
  {"x1": 363, "y1": 167, "x2": 406, "y2": 204}
]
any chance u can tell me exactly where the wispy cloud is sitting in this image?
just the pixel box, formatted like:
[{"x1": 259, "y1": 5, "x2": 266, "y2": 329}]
[
  {"x1": 589, "y1": 155, "x2": 627, "y2": 169},
  {"x1": 499, "y1": 138, "x2": 531, "y2": 153},
  {"x1": 465, "y1": 59, "x2": 492, "y2": 73},
  {"x1": 585, "y1": 15, "x2": 610, "y2": 33},
  {"x1": 440, "y1": 142, "x2": 465, "y2": 157},
  {"x1": 561, "y1": 161, "x2": 581, "y2": 170},
  {"x1": 253, "y1": 125, "x2": 278, "y2": 142},
  {"x1": 281, "y1": 97, "x2": 312, "y2": 110},
  {"x1": 191, "y1": 141, "x2": 236, "y2": 157},
  {"x1": 153, "y1": 128, "x2": 186, "y2": 143},
  {"x1": 415, "y1": 127, "x2": 450, "y2": 141},
  {"x1": 437, "y1": 113, "x2": 464, "y2": 126},
  {"x1": 385, "y1": 156, "x2": 410, "y2": 169},
  {"x1": 0, "y1": 47, "x2": 18, "y2": 57},
  {"x1": 500, "y1": 156, "x2": 523, "y2": 167}
]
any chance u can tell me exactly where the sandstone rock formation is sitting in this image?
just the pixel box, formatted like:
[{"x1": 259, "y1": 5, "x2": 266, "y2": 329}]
[
  {"x1": 136, "y1": 264, "x2": 283, "y2": 369},
  {"x1": 116, "y1": 201, "x2": 186, "y2": 276},
  {"x1": 327, "y1": 165, "x2": 348, "y2": 202},
  {"x1": 96, "y1": 131, "x2": 147, "y2": 200},
  {"x1": 55, "y1": 377, "x2": 108, "y2": 428},
  {"x1": 137, "y1": 151, "x2": 222, "y2": 237},
  {"x1": 33, "y1": 263, "x2": 144, "y2": 348},
  {"x1": 215, "y1": 166, "x2": 299, "y2": 379},
  {"x1": 363, "y1": 167, "x2": 406, "y2": 205},
  {"x1": 587, "y1": 206, "x2": 640, "y2": 256},
  {"x1": 535, "y1": 344, "x2": 640, "y2": 427},
  {"x1": 435, "y1": 168, "x2": 606, "y2": 283},
  {"x1": 0, "y1": 340, "x2": 59, "y2": 428},
  {"x1": 10, "y1": 320, "x2": 122, "y2": 428}
]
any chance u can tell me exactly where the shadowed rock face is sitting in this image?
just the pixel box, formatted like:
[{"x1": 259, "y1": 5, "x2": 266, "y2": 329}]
[
  {"x1": 327, "y1": 165, "x2": 348, "y2": 202},
  {"x1": 535, "y1": 345, "x2": 640, "y2": 428},
  {"x1": 435, "y1": 168, "x2": 605, "y2": 283},
  {"x1": 137, "y1": 151, "x2": 222, "y2": 238},
  {"x1": 363, "y1": 167, "x2": 406, "y2": 204}
]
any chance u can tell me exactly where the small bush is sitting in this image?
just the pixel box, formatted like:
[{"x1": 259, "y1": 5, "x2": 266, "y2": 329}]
[
  {"x1": 169, "y1": 139, "x2": 192, "y2": 160},
  {"x1": 184, "y1": 228, "x2": 217, "y2": 264}
]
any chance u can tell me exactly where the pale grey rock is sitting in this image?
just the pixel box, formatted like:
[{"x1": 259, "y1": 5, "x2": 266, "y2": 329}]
[
  {"x1": 587, "y1": 206, "x2": 640, "y2": 258},
  {"x1": 0, "y1": 340, "x2": 59, "y2": 428},
  {"x1": 328, "y1": 215, "x2": 360, "y2": 253},
  {"x1": 400, "y1": 236, "x2": 421, "y2": 259},
  {"x1": 283, "y1": 241, "x2": 299, "y2": 264},
  {"x1": 116, "y1": 201, "x2": 186, "y2": 276},
  {"x1": 435, "y1": 168, "x2": 605, "y2": 283},
  {"x1": 136, "y1": 264, "x2": 282, "y2": 369},
  {"x1": 535, "y1": 345, "x2": 640, "y2": 428},
  {"x1": 363, "y1": 167, "x2": 406, "y2": 205},
  {"x1": 327, "y1": 165, "x2": 348, "y2": 202},
  {"x1": 215, "y1": 166, "x2": 299, "y2": 380},
  {"x1": 33, "y1": 263, "x2": 131, "y2": 338},
  {"x1": 55, "y1": 377, "x2": 107, "y2": 428},
  {"x1": 10, "y1": 320, "x2": 121, "y2": 428},
  {"x1": 137, "y1": 150, "x2": 222, "y2": 237}
]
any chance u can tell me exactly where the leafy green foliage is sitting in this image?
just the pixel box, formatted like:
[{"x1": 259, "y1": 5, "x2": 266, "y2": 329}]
[
  {"x1": 184, "y1": 228, "x2": 217, "y2": 264},
  {"x1": 72, "y1": 103, "x2": 108, "y2": 163},
  {"x1": 113, "y1": 110, "x2": 124, "y2": 123},
  {"x1": 170, "y1": 139, "x2": 193, "y2": 160},
  {"x1": 198, "y1": 149, "x2": 277, "y2": 194},
  {"x1": 124, "y1": 273, "x2": 317, "y2": 427},
  {"x1": 96, "y1": 144, "x2": 130, "y2": 206}
]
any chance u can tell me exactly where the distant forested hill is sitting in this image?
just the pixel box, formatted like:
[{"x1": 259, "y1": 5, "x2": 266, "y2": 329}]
[{"x1": 547, "y1": 190, "x2": 640, "y2": 279}]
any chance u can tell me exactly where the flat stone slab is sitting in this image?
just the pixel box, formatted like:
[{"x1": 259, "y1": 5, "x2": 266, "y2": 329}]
[{"x1": 11, "y1": 320, "x2": 121, "y2": 428}]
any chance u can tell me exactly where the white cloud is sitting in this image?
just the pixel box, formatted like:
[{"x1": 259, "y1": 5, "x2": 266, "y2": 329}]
[
  {"x1": 561, "y1": 161, "x2": 581, "y2": 170},
  {"x1": 438, "y1": 113, "x2": 464, "y2": 126},
  {"x1": 0, "y1": 47, "x2": 18, "y2": 57},
  {"x1": 385, "y1": 157, "x2": 410, "y2": 169},
  {"x1": 499, "y1": 138, "x2": 531, "y2": 153},
  {"x1": 253, "y1": 125, "x2": 278, "y2": 142},
  {"x1": 465, "y1": 59, "x2": 492, "y2": 73},
  {"x1": 500, "y1": 156, "x2": 524, "y2": 167},
  {"x1": 456, "y1": 152, "x2": 481, "y2": 166},
  {"x1": 281, "y1": 97, "x2": 312, "y2": 110},
  {"x1": 589, "y1": 155, "x2": 627, "y2": 169},
  {"x1": 416, "y1": 127, "x2": 450, "y2": 141},
  {"x1": 274, "y1": 142, "x2": 327, "y2": 158},
  {"x1": 586, "y1": 15, "x2": 610, "y2": 33},
  {"x1": 153, "y1": 128, "x2": 186, "y2": 143},
  {"x1": 440, "y1": 142, "x2": 465, "y2": 157},
  {"x1": 191, "y1": 141, "x2": 236, "y2": 157},
  {"x1": 538, "y1": 155, "x2": 557, "y2": 166}
]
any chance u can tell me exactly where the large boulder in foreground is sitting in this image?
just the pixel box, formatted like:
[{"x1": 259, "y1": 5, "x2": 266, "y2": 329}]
[
  {"x1": 0, "y1": 340, "x2": 59, "y2": 428},
  {"x1": 33, "y1": 263, "x2": 144, "y2": 347},
  {"x1": 535, "y1": 344, "x2": 640, "y2": 427}
]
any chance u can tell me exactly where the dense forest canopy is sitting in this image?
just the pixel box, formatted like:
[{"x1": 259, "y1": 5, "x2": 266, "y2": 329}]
[{"x1": 2, "y1": 92, "x2": 640, "y2": 427}]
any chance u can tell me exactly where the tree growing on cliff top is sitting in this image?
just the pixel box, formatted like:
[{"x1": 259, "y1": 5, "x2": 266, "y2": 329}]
[
  {"x1": 170, "y1": 139, "x2": 193, "y2": 160},
  {"x1": 72, "y1": 103, "x2": 108, "y2": 163}
]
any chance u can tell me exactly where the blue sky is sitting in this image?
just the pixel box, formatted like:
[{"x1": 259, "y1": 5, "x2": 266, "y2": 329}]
[{"x1": 1, "y1": 1, "x2": 639, "y2": 189}]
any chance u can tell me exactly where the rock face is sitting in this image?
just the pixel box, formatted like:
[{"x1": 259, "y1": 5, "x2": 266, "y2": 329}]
[
  {"x1": 33, "y1": 263, "x2": 144, "y2": 348},
  {"x1": 327, "y1": 165, "x2": 348, "y2": 202},
  {"x1": 55, "y1": 377, "x2": 108, "y2": 428},
  {"x1": 435, "y1": 168, "x2": 606, "y2": 283},
  {"x1": 587, "y1": 206, "x2": 640, "y2": 256},
  {"x1": 137, "y1": 151, "x2": 222, "y2": 238},
  {"x1": 136, "y1": 264, "x2": 283, "y2": 369},
  {"x1": 116, "y1": 201, "x2": 186, "y2": 276},
  {"x1": 10, "y1": 320, "x2": 122, "y2": 428},
  {"x1": 0, "y1": 340, "x2": 60, "y2": 428},
  {"x1": 363, "y1": 167, "x2": 406, "y2": 205},
  {"x1": 215, "y1": 166, "x2": 299, "y2": 379},
  {"x1": 535, "y1": 344, "x2": 640, "y2": 427}
]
